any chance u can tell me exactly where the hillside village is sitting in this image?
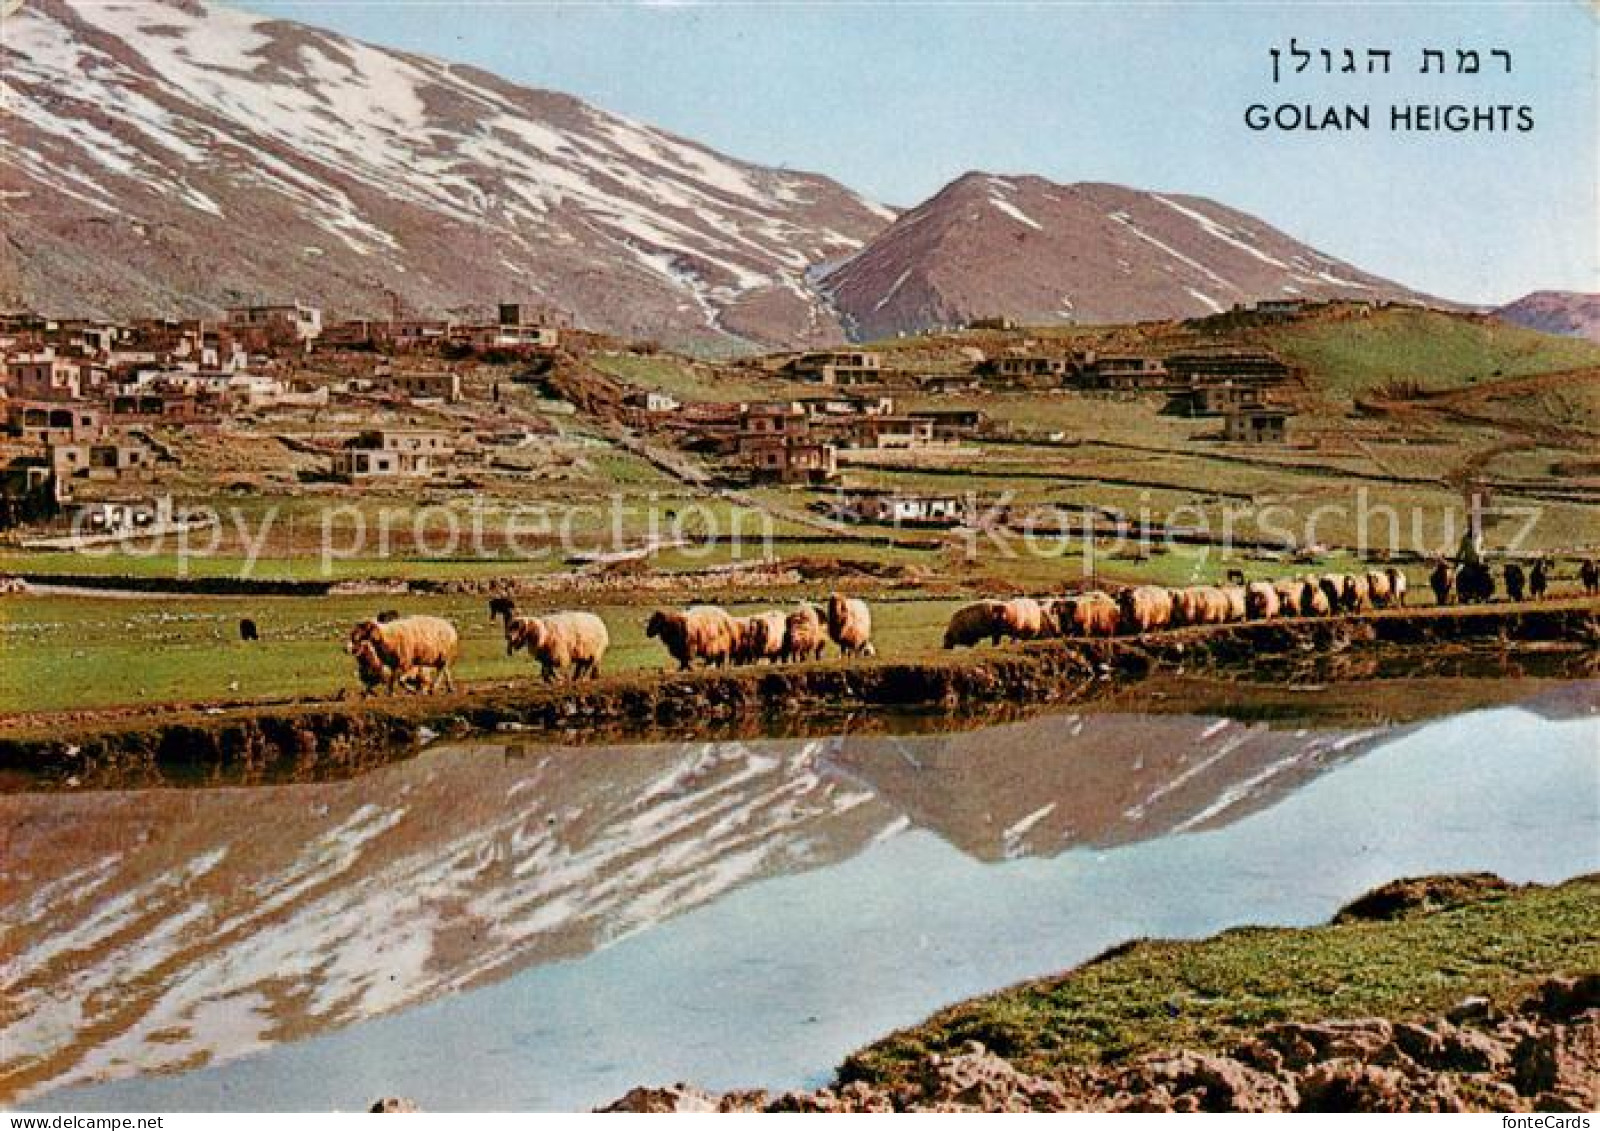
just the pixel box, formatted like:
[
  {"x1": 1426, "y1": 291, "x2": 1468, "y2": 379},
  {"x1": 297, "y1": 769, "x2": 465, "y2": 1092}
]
[{"x1": 3, "y1": 295, "x2": 1598, "y2": 582}]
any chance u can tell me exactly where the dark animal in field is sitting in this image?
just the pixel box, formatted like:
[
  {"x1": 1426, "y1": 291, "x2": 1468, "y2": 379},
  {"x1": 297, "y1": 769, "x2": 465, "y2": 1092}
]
[
  {"x1": 1504, "y1": 562, "x2": 1526, "y2": 603},
  {"x1": 1430, "y1": 561, "x2": 1455, "y2": 606},
  {"x1": 1529, "y1": 560, "x2": 1549, "y2": 600},
  {"x1": 1457, "y1": 561, "x2": 1495, "y2": 605},
  {"x1": 1583, "y1": 559, "x2": 1599, "y2": 596},
  {"x1": 943, "y1": 601, "x2": 1009, "y2": 648},
  {"x1": 238, "y1": 618, "x2": 259, "y2": 642},
  {"x1": 1317, "y1": 575, "x2": 1344, "y2": 615},
  {"x1": 1225, "y1": 568, "x2": 1246, "y2": 586},
  {"x1": 488, "y1": 595, "x2": 517, "y2": 624}
]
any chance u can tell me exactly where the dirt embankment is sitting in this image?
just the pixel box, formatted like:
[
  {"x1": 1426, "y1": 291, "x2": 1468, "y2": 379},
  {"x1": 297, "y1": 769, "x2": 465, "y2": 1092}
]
[
  {"x1": 598, "y1": 875, "x2": 1600, "y2": 1113},
  {"x1": 4, "y1": 602, "x2": 1597, "y2": 784}
]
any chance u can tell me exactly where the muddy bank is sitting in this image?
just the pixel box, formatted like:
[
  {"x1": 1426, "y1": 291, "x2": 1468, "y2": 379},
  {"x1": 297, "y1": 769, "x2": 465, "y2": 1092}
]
[
  {"x1": 3, "y1": 601, "x2": 1597, "y2": 784},
  {"x1": 599, "y1": 875, "x2": 1600, "y2": 1113}
]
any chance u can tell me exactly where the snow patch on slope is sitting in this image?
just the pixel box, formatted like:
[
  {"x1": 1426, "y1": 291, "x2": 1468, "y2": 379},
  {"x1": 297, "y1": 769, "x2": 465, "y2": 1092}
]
[{"x1": 1152, "y1": 193, "x2": 1290, "y2": 270}]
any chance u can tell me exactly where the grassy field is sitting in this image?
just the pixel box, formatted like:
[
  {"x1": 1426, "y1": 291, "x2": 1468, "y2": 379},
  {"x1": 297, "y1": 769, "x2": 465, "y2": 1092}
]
[
  {"x1": 0, "y1": 592, "x2": 972, "y2": 714},
  {"x1": 0, "y1": 486, "x2": 828, "y2": 579},
  {"x1": 0, "y1": 546, "x2": 1516, "y2": 716},
  {"x1": 6, "y1": 310, "x2": 1597, "y2": 719},
  {"x1": 1266, "y1": 310, "x2": 1600, "y2": 401},
  {"x1": 842, "y1": 874, "x2": 1600, "y2": 1086}
]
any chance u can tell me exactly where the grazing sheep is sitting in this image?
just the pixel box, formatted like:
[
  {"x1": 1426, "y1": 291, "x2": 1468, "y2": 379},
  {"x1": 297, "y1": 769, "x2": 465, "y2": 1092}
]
[
  {"x1": 1169, "y1": 587, "x2": 1200, "y2": 627},
  {"x1": 1529, "y1": 560, "x2": 1549, "y2": 600},
  {"x1": 1582, "y1": 559, "x2": 1599, "y2": 596},
  {"x1": 346, "y1": 615, "x2": 459, "y2": 694},
  {"x1": 646, "y1": 605, "x2": 739, "y2": 671},
  {"x1": 1458, "y1": 561, "x2": 1495, "y2": 604},
  {"x1": 238, "y1": 618, "x2": 259, "y2": 642},
  {"x1": 943, "y1": 601, "x2": 1009, "y2": 649},
  {"x1": 350, "y1": 640, "x2": 427, "y2": 695},
  {"x1": 998, "y1": 597, "x2": 1047, "y2": 642},
  {"x1": 1504, "y1": 562, "x2": 1527, "y2": 602},
  {"x1": 1040, "y1": 597, "x2": 1068, "y2": 638},
  {"x1": 1244, "y1": 581, "x2": 1281, "y2": 620},
  {"x1": 1220, "y1": 585, "x2": 1248, "y2": 623},
  {"x1": 729, "y1": 616, "x2": 758, "y2": 663},
  {"x1": 1385, "y1": 567, "x2": 1408, "y2": 608},
  {"x1": 1300, "y1": 577, "x2": 1333, "y2": 618},
  {"x1": 1273, "y1": 579, "x2": 1307, "y2": 618},
  {"x1": 1118, "y1": 586, "x2": 1175, "y2": 634},
  {"x1": 1340, "y1": 573, "x2": 1370, "y2": 613},
  {"x1": 826, "y1": 593, "x2": 876, "y2": 658},
  {"x1": 1365, "y1": 569, "x2": 1394, "y2": 609},
  {"x1": 1169, "y1": 587, "x2": 1204, "y2": 627},
  {"x1": 735, "y1": 610, "x2": 789, "y2": 664},
  {"x1": 1430, "y1": 561, "x2": 1456, "y2": 606},
  {"x1": 782, "y1": 603, "x2": 829, "y2": 662},
  {"x1": 507, "y1": 611, "x2": 610, "y2": 681},
  {"x1": 351, "y1": 639, "x2": 388, "y2": 694},
  {"x1": 1316, "y1": 575, "x2": 1345, "y2": 615},
  {"x1": 1189, "y1": 586, "x2": 1234, "y2": 626},
  {"x1": 1053, "y1": 591, "x2": 1120, "y2": 638}
]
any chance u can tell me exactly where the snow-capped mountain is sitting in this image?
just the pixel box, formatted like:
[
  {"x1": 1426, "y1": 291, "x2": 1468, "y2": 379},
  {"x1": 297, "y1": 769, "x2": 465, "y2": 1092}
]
[
  {"x1": 818, "y1": 173, "x2": 1439, "y2": 339},
  {"x1": 0, "y1": 0, "x2": 893, "y2": 348},
  {"x1": 0, "y1": 3, "x2": 1445, "y2": 349}
]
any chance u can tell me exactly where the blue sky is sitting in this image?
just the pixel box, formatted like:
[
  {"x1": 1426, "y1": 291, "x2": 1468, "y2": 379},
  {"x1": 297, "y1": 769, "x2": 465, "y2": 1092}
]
[{"x1": 243, "y1": 0, "x2": 1597, "y2": 305}]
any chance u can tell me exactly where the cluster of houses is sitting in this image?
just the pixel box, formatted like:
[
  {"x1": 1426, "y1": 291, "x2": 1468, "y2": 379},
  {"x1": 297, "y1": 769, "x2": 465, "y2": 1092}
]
[
  {"x1": 742, "y1": 339, "x2": 1296, "y2": 446},
  {"x1": 622, "y1": 390, "x2": 991, "y2": 485},
  {"x1": 607, "y1": 334, "x2": 1298, "y2": 489},
  {"x1": 0, "y1": 299, "x2": 568, "y2": 531},
  {"x1": 319, "y1": 302, "x2": 564, "y2": 353},
  {"x1": 0, "y1": 310, "x2": 302, "y2": 531},
  {"x1": 0, "y1": 290, "x2": 1308, "y2": 534}
]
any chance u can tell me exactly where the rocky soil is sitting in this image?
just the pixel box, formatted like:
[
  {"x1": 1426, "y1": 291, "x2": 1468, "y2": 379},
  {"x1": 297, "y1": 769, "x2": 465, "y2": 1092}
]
[{"x1": 600, "y1": 974, "x2": 1599, "y2": 1113}]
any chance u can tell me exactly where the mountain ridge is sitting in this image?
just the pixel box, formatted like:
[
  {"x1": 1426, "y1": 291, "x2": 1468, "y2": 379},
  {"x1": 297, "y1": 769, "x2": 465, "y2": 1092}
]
[
  {"x1": 1492, "y1": 291, "x2": 1600, "y2": 344},
  {"x1": 3, "y1": 0, "x2": 1451, "y2": 348},
  {"x1": 0, "y1": 0, "x2": 891, "y2": 348},
  {"x1": 817, "y1": 171, "x2": 1443, "y2": 339}
]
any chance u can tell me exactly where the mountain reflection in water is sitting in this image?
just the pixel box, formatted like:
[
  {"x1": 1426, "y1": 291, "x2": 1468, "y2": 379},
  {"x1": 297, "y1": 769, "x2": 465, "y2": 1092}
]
[{"x1": 3, "y1": 682, "x2": 1597, "y2": 1108}]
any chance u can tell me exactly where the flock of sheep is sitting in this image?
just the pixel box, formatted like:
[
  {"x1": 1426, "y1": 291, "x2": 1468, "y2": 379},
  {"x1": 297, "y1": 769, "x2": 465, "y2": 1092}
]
[
  {"x1": 339, "y1": 558, "x2": 1600, "y2": 695},
  {"x1": 341, "y1": 593, "x2": 874, "y2": 694},
  {"x1": 943, "y1": 566, "x2": 1409, "y2": 648}
]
